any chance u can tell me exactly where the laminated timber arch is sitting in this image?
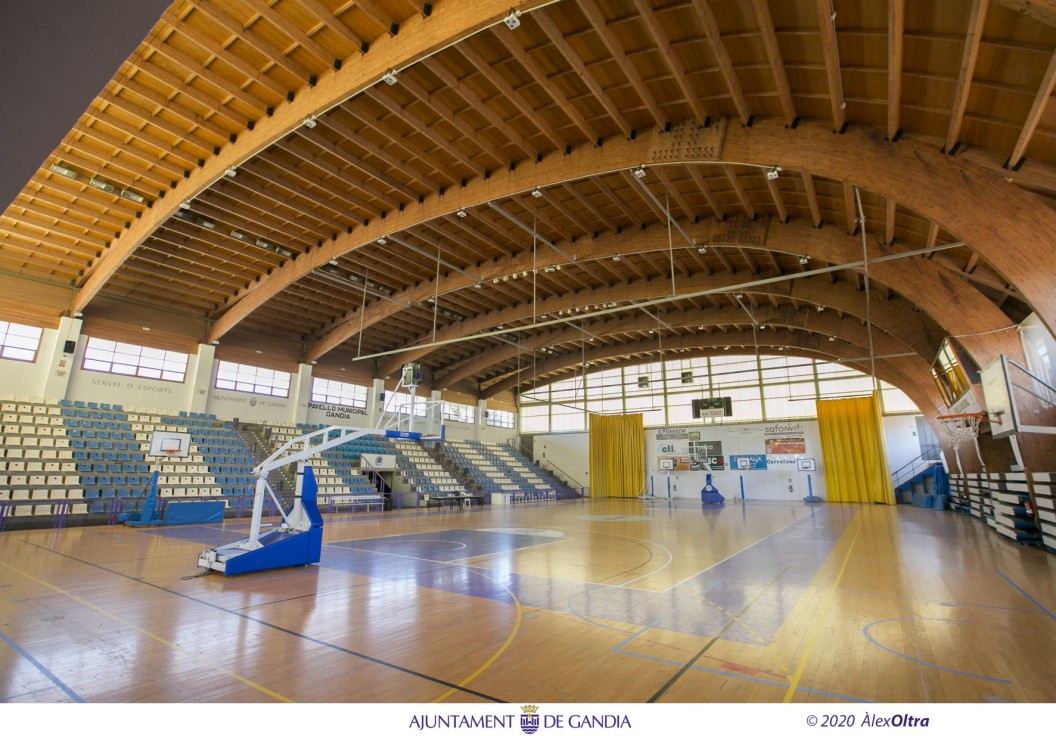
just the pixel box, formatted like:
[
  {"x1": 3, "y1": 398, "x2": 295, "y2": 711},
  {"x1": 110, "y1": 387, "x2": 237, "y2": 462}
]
[
  {"x1": 436, "y1": 305, "x2": 924, "y2": 389},
  {"x1": 308, "y1": 216, "x2": 1018, "y2": 375},
  {"x1": 481, "y1": 338, "x2": 944, "y2": 422},
  {"x1": 69, "y1": 0, "x2": 558, "y2": 315},
  {"x1": 369, "y1": 276, "x2": 944, "y2": 386},
  {"x1": 208, "y1": 119, "x2": 1056, "y2": 345}
]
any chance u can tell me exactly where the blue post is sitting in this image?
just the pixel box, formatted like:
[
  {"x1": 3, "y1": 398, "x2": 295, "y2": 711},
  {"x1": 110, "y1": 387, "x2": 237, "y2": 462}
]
[
  {"x1": 667, "y1": 475, "x2": 671, "y2": 499},
  {"x1": 739, "y1": 475, "x2": 745, "y2": 503},
  {"x1": 804, "y1": 473, "x2": 822, "y2": 502}
]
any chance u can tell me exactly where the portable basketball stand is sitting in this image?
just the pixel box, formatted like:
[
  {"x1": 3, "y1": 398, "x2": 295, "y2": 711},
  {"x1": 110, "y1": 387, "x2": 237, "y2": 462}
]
[
  {"x1": 700, "y1": 472, "x2": 725, "y2": 504},
  {"x1": 197, "y1": 425, "x2": 403, "y2": 576}
]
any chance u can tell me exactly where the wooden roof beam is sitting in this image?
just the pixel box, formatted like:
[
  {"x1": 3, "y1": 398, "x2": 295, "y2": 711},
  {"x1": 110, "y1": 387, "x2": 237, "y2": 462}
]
[
  {"x1": 815, "y1": 0, "x2": 847, "y2": 132},
  {"x1": 321, "y1": 111, "x2": 443, "y2": 192},
  {"x1": 115, "y1": 76, "x2": 233, "y2": 143},
  {"x1": 451, "y1": 44, "x2": 562, "y2": 152},
  {"x1": 802, "y1": 171, "x2": 822, "y2": 227},
  {"x1": 299, "y1": 0, "x2": 365, "y2": 51},
  {"x1": 579, "y1": 0, "x2": 666, "y2": 128},
  {"x1": 364, "y1": 87, "x2": 487, "y2": 178},
  {"x1": 143, "y1": 35, "x2": 269, "y2": 115},
  {"x1": 688, "y1": 166, "x2": 725, "y2": 219},
  {"x1": 751, "y1": 0, "x2": 796, "y2": 126},
  {"x1": 693, "y1": 0, "x2": 751, "y2": 126},
  {"x1": 630, "y1": 0, "x2": 709, "y2": 122},
  {"x1": 722, "y1": 165, "x2": 755, "y2": 219},
  {"x1": 489, "y1": 26, "x2": 597, "y2": 143},
  {"x1": 1008, "y1": 49, "x2": 1056, "y2": 169},
  {"x1": 532, "y1": 11, "x2": 633, "y2": 139},
  {"x1": 590, "y1": 175, "x2": 643, "y2": 228},
  {"x1": 885, "y1": 197, "x2": 897, "y2": 245},
  {"x1": 192, "y1": 0, "x2": 316, "y2": 82},
  {"x1": 842, "y1": 180, "x2": 857, "y2": 235},
  {"x1": 945, "y1": 0, "x2": 989, "y2": 154},
  {"x1": 165, "y1": 19, "x2": 288, "y2": 101},
  {"x1": 765, "y1": 174, "x2": 789, "y2": 223},
  {"x1": 395, "y1": 70, "x2": 520, "y2": 169},
  {"x1": 242, "y1": 0, "x2": 336, "y2": 70},
  {"x1": 887, "y1": 0, "x2": 904, "y2": 139}
]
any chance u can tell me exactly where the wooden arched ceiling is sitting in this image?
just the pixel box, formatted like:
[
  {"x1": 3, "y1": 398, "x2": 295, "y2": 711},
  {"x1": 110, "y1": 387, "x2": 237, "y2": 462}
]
[{"x1": 5, "y1": 0, "x2": 1056, "y2": 404}]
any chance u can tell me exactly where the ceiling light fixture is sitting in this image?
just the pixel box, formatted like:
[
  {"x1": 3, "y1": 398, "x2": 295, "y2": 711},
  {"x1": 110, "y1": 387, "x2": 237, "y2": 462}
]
[
  {"x1": 473, "y1": 282, "x2": 482, "y2": 289},
  {"x1": 766, "y1": 166, "x2": 781, "y2": 181},
  {"x1": 829, "y1": 335, "x2": 837, "y2": 341},
  {"x1": 382, "y1": 69, "x2": 398, "y2": 85},
  {"x1": 376, "y1": 237, "x2": 387, "y2": 245},
  {"x1": 230, "y1": 230, "x2": 250, "y2": 241},
  {"x1": 303, "y1": 115, "x2": 317, "y2": 128},
  {"x1": 612, "y1": 254, "x2": 621, "y2": 262},
  {"x1": 799, "y1": 256, "x2": 810, "y2": 265},
  {"x1": 531, "y1": 187, "x2": 542, "y2": 198},
  {"x1": 49, "y1": 162, "x2": 78, "y2": 179},
  {"x1": 89, "y1": 176, "x2": 115, "y2": 193},
  {"x1": 180, "y1": 201, "x2": 192, "y2": 210},
  {"x1": 697, "y1": 246, "x2": 708, "y2": 254},
  {"x1": 817, "y1": 304, "x2": 825, "y2": 313},
  {"x1": 456, "y1": 208, "x2": 467, "y2": 218},
  {"x1": 504, "y1": 9, "x2": 522, "y2": 29},
  {"x1": 632, "y1": 166, "x2": 646, "y2": 179},
  {"x1": 225, "y1": 167, "x2": 237, "y2": 177},
  {"x1": 119, "y1": 187, "x2": 145, "y2": 203}
]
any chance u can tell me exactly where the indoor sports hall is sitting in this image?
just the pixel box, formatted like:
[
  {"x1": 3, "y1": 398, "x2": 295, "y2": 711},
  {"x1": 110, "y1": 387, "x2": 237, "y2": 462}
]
[{"x1": 1, "y1": 0, "x2": 1055, "y2": 728}]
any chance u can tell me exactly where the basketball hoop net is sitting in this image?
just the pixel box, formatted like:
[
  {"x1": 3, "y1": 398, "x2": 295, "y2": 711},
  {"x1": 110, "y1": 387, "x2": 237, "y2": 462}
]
[{"x1": 936, "y1": 413, "x2": 988, "y2": 475}]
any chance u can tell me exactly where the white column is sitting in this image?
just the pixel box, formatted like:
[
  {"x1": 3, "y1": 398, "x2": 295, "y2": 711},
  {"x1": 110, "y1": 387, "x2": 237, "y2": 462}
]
[
  {"x1": 426, "y1": 389, "x2": 442, "y2": 437},
  {"x1": 40, "y1": 316, "x2": 83, "y2": 401},
  {"x1": 475, "y1": 399, "x2": 487, "y2": 441},
  {"x1": 187, "y1": 343, "x2": 214, "y2": 414},
  {"x1": 289, "y1": 363, "x2": 313, "y2": 425},
  {"x1": 368, "y1": 378, "x2": 385, "y2": 427}
]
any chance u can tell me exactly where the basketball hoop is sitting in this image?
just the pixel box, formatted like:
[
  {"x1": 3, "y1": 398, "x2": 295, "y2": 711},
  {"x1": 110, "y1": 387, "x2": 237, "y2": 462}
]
[
  {"x1": 936, "y1": 413, "x2": 987, "y2": 444},
  {"x1": 936, "y1": 412, "x2": 991, "y2": 475}
]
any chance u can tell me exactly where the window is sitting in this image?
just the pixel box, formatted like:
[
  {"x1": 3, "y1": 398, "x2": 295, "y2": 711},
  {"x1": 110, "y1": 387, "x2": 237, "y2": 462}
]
[
  {"x1": 486, "y1": 408, "x2": 515, "y2": 428},
  {"x1": 516, "y1": 355, "x2": 923, "y2": 435},
  {"x1": 82, "y1": 337, "x2": 188, "y2": 382},
  {"x1": 312, "y1": 377, "x2": 367, "y2": 408},
  {"x1": 442, "y1": 401, "x2": 475, "y2": 424},
  {"x1": 385, "y1": 392, "x2": 427, "y2": 416},
  {"x1": 0, "y1": 321, "x2": 43, "y2": 362},
  {"x1": 215, "y1": 360, "x2": 290, "y2": 397}
]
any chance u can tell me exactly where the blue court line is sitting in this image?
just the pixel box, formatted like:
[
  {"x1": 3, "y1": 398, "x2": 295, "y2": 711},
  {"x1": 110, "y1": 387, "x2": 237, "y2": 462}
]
[
  {"x1": 0, "y1": 627, "x2": 84, "y2": 703},
  {"x1": 996, "y1": 570, "x2": 1056, "y2": 623},
  {"x1": 862, "y1": 618, "x2": 1011, "y2": 684}
]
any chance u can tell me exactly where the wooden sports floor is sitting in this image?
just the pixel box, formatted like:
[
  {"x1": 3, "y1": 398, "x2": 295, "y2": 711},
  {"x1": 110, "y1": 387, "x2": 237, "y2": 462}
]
[{"x1": 1, "y1": 498, "x2": 1055, "y2": 705}]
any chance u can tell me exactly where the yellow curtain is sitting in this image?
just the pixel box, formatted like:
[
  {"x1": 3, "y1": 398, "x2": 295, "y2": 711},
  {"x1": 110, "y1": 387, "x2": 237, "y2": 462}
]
[
  {"x1": 589, "y1": 413, "x2": 645, "y2": 498},
  {"x1": 816, "y1": 393, "x2": 895, "y2": 504}
]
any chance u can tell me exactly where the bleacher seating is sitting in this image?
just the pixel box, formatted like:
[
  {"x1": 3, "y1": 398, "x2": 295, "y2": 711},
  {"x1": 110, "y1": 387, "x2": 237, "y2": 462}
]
[
  {"x1": 438, "y1": 439, "x2": 568, "y2": 502},
  {"x1": 261, "y1": 423, "x2": 386, "y2": 511},
  {"x1": 1, "y1": 399, "x2": 259, "y2": 528}
]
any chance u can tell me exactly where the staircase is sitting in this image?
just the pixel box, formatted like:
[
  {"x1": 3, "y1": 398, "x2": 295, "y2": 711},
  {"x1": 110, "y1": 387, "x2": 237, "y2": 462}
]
[{"x1": 892, "y1": 449, "x2": 947, "y2": 505}]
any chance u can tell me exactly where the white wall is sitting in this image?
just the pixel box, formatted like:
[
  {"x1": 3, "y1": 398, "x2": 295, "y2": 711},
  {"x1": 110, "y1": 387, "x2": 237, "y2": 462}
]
[
  {"x1": 64, "y1": 337, "x2": 192, "y2": 411},
  {"x1": 882, "y1": 414, "x2": 925, "y2": 472},
  {"x1": 533, "y1": 432, "x2": 590, "y2": 490},
  {"x1": 206, "y1": 387, "x2": 291, "y2": 423},
  {"x1": 305, "y1": 400, "x2": 370, "y2": 426},
  {"x1": 0, "y1": 327, "x2": 55, "y2": 397},
  {"x1": 529, "y1": 416, "x2": 925, "y2": 501}
]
